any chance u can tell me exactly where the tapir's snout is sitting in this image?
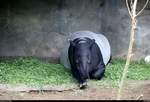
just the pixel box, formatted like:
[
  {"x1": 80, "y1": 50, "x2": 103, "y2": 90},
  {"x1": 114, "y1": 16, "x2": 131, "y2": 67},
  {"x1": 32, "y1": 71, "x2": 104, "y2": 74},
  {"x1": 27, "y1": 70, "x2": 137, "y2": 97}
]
[
  {"x1": 79, "y1": 66, "x2": 89, "y2": 80},
  {"x1": 81, "y1": 75, "x2": 88, "y2": 80}
]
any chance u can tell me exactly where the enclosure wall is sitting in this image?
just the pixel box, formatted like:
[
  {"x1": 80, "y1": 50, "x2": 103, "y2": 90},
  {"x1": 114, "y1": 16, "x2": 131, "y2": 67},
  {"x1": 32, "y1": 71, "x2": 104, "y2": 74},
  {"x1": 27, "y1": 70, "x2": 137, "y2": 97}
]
[{"x1": 0, "y1": 0, "x2": 150, "y2": 62}]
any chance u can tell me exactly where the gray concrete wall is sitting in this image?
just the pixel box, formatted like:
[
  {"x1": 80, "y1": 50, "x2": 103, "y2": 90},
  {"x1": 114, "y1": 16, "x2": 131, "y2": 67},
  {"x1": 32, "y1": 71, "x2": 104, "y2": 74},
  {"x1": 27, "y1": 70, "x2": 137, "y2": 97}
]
[
  {"x1": 101, "y1": 0, "x2": 150, "y2": 59},
  {"x1": 0, "y1": 0, "x2": 150, "y2": 62}
]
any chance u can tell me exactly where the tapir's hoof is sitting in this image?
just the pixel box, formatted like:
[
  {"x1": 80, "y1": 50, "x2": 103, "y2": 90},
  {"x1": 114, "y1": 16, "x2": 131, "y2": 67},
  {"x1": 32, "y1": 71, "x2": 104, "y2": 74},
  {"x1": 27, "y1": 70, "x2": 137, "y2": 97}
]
[{"x1": 79, "y1": 82, "x2": 88, "y2": 89}]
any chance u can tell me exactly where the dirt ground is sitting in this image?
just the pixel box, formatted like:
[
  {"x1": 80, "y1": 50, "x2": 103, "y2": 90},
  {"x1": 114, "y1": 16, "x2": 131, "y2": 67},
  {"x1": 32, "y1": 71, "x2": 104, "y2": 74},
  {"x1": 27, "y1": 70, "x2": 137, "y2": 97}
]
[{"x1": 0, "y1": 80, "x2": 150, "y2": 100}]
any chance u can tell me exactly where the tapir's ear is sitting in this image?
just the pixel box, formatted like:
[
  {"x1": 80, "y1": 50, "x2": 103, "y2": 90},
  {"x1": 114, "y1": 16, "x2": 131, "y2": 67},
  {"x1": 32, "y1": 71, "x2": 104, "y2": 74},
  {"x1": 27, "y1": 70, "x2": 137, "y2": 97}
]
[
  {"x1": 69, "y1": 40, "x2": 76, "y2": 47},
  {"x1": 89, "y1": 39, "x2": 95, "y2": 48}
]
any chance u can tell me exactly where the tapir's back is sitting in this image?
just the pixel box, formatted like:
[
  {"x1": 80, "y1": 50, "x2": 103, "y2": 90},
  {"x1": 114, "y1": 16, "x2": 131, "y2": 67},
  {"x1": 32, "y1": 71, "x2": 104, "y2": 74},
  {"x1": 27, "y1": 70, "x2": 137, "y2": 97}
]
[{"x1": 90, "y1": 41, "x2": 103, "y2": 70}]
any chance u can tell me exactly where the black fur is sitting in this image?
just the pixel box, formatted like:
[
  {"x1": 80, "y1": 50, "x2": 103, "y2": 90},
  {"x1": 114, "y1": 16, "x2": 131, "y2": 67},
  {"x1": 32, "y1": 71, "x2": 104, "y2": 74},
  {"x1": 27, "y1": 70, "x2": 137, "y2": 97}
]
[{"x1": 68, "y1": 37, "x2": 106, "y2": 87}]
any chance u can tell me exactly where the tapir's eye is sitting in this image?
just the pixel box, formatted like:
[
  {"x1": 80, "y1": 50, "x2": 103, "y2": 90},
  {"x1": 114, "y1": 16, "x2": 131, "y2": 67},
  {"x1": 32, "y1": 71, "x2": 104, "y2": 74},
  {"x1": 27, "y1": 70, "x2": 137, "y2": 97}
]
[
  {"x1": 87, "y1": 55, "x2": 91, "y2": 63},
  {"x1": 75, "y1": 59, "x2": 79, "y2": 63},
  {"x1": 87, "y1": 59, "x2": 91, "y2": 64}
]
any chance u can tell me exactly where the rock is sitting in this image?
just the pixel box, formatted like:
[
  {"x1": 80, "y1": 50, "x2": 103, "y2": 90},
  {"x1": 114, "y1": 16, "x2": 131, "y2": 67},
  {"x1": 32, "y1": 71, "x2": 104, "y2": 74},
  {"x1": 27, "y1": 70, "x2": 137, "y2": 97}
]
[{"x1": 144, "y1": 55, "x2": 150, "y2": 63}]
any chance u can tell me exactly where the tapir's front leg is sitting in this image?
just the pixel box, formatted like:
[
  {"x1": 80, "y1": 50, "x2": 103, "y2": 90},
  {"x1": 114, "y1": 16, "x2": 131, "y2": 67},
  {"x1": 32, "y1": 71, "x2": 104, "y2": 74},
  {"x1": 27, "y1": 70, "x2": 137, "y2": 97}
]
[
  {"x1": 71, "y1": 68, "x2": 87, "y2": 89},
  {"x1": 91, "y1": 62, "x2": 105, "y2": 80}
]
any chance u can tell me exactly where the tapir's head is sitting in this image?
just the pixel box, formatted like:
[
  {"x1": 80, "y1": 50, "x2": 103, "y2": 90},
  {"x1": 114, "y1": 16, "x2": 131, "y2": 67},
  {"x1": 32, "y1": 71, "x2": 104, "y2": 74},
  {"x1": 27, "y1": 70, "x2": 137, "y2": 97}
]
[{"x1": 69, "y1": 37, "x2": 95, "y2": 80}]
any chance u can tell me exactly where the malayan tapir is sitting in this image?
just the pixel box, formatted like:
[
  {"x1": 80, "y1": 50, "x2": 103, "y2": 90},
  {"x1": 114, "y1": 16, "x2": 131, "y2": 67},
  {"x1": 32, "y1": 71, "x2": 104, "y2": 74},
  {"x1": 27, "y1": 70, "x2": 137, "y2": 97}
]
[{"x1": 60, "y1": 31, "x2": 111, "y2": 89}]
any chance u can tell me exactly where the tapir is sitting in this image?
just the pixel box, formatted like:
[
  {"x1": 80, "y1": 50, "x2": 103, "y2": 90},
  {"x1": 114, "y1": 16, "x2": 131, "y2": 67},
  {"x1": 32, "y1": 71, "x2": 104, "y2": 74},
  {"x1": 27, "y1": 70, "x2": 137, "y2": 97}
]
[{"x1": 60, "y1": 31, "x2": 111, "y2": 89}]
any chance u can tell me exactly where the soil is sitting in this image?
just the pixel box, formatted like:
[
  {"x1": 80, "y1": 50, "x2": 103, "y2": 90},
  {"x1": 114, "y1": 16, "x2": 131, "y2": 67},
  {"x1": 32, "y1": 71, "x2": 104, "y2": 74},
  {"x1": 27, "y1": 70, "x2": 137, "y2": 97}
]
[{"x1": 0, "y1": 80, "x2": 149, "y2": 100}]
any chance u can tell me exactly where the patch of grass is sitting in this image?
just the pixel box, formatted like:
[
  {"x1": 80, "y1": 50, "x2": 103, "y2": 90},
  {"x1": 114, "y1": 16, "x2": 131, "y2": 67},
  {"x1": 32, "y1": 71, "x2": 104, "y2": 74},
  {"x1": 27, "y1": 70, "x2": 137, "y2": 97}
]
[
  {"x1": 0, "y1": 58, "x2": 74, "y2": 86},
  {"x1": 93, "y1": 58, "x2": 150, "y2": 88},
  {"x1": 0, "y1": 58, "x2": 149, "y2": 87},
  {"x1": 105, "y1": 58, "x2": 150, "y2": 81}
]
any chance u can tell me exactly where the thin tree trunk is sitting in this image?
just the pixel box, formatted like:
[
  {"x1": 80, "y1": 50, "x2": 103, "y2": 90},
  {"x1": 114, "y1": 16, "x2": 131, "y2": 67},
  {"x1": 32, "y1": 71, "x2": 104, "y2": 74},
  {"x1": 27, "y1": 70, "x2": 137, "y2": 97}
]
[
  {"x1": 117, "y1": 0, "x2": 149, "y2": 99},
  {"x1": 116, "y1": 0, "x2": 137, "y2": 100}
]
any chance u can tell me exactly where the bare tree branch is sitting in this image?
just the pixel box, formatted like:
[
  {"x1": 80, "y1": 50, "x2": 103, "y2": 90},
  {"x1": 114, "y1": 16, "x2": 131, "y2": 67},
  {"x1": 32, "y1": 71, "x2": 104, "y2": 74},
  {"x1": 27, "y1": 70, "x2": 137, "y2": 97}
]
[
  {"x1": 133, "y1": 0, "x2": 138, "y2": 16},
  {"x1": 126, "y1": 0, "x2": 132, "y2": 17},
  {"x1": 136, "y1": 0, "x2": 149, "y2": 17}
]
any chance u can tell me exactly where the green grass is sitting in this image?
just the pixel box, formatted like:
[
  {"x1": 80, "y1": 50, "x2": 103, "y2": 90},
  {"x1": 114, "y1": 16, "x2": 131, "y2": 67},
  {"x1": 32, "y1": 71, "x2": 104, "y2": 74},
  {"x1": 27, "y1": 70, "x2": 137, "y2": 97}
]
[
  {"x1": 0, "y1": 58, "x2": 149, "y2": 87},
  {"x1": 0, "y1": 58, "x2": 74, "y2": 86},
  {"x1": 105, "y1": 58, "x2": 150, "y2": 80}
]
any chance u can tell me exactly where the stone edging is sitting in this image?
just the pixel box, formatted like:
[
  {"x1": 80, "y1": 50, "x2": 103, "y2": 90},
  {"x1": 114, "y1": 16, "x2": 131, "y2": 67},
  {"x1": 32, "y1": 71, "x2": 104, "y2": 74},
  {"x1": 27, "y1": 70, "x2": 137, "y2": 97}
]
[{"x1": 0, "y1": 84, "x2": 78, "y2": 92}]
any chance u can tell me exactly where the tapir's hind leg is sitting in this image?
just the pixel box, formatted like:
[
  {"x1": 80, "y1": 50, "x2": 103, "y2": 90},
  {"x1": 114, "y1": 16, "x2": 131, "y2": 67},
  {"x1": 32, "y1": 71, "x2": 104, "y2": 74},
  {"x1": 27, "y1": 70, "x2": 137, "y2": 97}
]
[{"x1": 90, "y1": 63, "x2": 105, "y2": 80}]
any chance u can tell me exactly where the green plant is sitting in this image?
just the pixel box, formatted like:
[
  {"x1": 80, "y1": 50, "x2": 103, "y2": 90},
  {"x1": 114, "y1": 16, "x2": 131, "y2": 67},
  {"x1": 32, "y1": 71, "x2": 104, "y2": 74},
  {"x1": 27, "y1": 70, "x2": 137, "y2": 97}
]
[{"x1": 0, "y1": 58, "x2": 149, "y2": 87}]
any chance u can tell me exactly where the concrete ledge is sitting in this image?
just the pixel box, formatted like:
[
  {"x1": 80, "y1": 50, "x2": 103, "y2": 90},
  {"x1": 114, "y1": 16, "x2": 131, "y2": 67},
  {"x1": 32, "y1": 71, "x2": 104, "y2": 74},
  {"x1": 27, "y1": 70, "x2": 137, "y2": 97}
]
[
  {"x1": 0, "y1": 84, "x2": 78, "y2": 92},
  {"x1": 0, "y1": 80, "x2": 149, "y2": 92}
]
